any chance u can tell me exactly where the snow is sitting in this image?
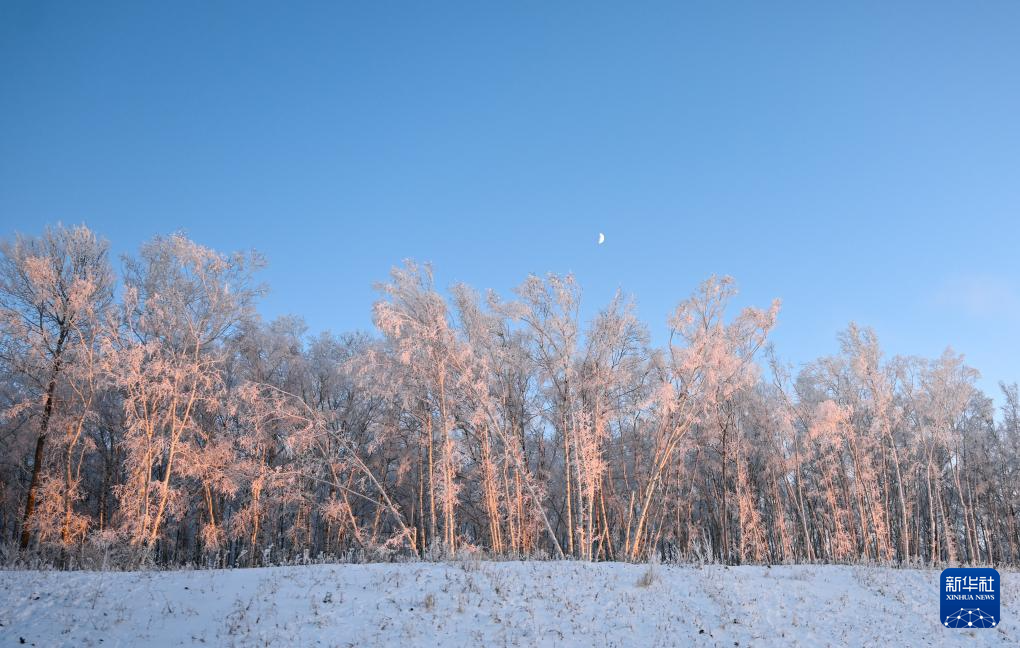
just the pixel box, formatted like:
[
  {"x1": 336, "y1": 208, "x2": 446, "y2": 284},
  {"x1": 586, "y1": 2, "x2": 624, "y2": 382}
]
[{"x1": 0, "y1": 562, "x2": 1015, "y2": 646}]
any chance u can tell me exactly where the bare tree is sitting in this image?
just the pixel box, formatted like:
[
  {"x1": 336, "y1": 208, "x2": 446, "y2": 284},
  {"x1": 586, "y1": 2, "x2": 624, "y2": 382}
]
[
  {"x1": 2, "y1": 224, "x2": 1020, "y2": 568},
  {"x1": 0, "y1": 225, "x2": 113, "y2": 549}
]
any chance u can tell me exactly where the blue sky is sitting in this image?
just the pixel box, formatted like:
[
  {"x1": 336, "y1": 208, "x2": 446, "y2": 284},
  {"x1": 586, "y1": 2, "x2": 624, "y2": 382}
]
[{"x1": 1, "y1": 2, "x2": 1018, "y2": 397}]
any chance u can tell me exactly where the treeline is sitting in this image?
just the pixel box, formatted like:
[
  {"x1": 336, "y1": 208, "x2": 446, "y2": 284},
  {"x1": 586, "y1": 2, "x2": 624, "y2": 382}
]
[{"x1": 1, "y1": 224, "x2": 1019, "y2": 567}]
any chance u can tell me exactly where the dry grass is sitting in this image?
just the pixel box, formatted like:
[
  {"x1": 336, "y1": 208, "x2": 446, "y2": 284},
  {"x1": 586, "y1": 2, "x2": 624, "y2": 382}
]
[{"x1": 636, "y1": 561, "x2": 657, "y2": 588}]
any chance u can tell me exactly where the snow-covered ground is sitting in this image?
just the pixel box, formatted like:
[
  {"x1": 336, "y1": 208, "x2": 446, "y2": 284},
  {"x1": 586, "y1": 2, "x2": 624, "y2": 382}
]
[{"x1": 1, "y1": 561, "x2": 1015, "y2": 646}]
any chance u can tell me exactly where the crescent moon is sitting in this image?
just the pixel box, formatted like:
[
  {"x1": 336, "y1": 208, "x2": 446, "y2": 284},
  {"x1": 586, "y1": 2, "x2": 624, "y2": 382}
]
[{"x1": 598, "y1": 232, "x2": 605, "y2": 245}]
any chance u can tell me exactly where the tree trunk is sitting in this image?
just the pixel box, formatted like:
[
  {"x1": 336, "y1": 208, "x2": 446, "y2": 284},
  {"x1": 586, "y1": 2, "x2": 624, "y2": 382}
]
[{"x1": 20, "y1": 343, "x2": 65, "y2": 550}]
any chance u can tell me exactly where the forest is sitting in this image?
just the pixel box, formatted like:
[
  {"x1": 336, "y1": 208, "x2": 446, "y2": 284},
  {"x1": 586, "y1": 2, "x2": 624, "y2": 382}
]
[{"x1": 2, "y1": 224, "x2": 1018, "y2": 568}]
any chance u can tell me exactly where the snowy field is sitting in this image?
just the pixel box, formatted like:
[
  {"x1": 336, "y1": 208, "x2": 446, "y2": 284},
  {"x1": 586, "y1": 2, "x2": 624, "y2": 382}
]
[{"x1": 1, "y1": 562, "x2": 1016, "y2": 647}]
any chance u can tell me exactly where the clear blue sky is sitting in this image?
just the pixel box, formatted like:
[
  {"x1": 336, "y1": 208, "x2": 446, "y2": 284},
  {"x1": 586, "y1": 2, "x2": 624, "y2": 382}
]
[{"x1": 2, "y1": 2, "x2": 1018, "y2": 397}]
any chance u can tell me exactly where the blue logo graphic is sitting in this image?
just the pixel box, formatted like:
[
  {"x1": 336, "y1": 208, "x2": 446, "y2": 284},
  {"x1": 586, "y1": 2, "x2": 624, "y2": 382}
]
[{"x1": 940, "y1": 568, "x2": 999, "y2": 629}]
